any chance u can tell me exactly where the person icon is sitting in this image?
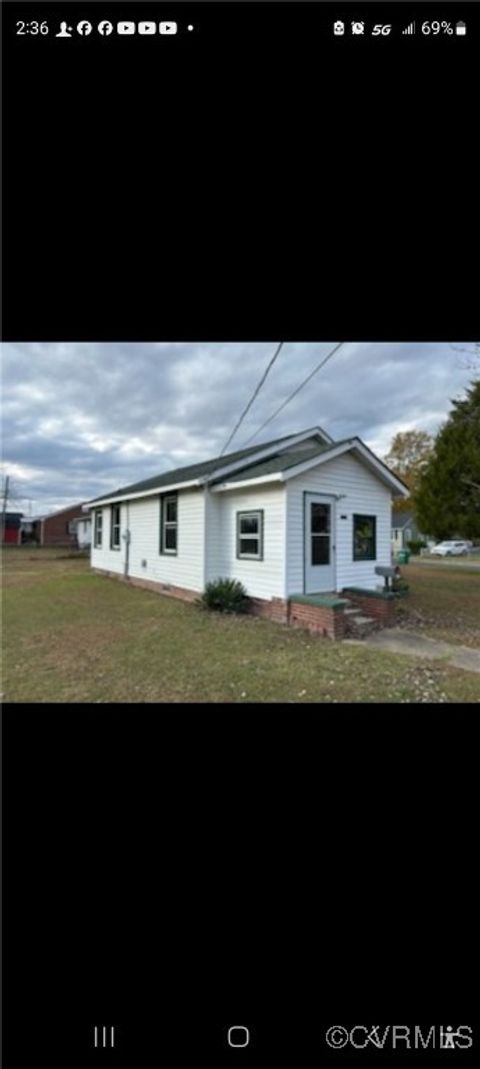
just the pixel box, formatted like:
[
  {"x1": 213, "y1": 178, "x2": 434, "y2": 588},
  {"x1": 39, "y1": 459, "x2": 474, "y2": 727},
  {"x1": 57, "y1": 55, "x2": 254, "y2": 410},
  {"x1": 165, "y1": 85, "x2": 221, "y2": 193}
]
[
  {"x1": 56, "y1": 22, "x2": 72, "y2": 37},
  {"x1": 442, "y1": 1027, "x2": 456, "y2": 1049}
]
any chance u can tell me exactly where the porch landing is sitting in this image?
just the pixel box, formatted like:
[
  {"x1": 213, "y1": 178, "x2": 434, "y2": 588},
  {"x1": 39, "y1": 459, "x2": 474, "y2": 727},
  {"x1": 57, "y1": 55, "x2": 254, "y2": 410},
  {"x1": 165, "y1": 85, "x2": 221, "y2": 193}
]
[
  {"x1": 288, "y1": 592, "x2": 386, "y2": 639},
  {"x1": 289, "y1": 593, "x2": 349, "y2": 609}
]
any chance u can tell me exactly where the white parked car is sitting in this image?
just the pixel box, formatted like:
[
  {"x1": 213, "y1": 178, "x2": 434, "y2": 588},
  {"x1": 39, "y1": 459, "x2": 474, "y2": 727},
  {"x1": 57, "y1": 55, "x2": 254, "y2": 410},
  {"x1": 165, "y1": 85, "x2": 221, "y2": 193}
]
[{"x1": 430, "y1": 540, "x2": 471, "y2": 557}]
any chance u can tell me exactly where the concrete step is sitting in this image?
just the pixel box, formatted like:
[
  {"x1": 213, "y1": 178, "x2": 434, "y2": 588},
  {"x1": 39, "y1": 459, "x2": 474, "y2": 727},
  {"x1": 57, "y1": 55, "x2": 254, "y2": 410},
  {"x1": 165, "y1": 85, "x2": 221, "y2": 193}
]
[{"x1": 344, "y1": 613, "x2": 378, "y2": 639}]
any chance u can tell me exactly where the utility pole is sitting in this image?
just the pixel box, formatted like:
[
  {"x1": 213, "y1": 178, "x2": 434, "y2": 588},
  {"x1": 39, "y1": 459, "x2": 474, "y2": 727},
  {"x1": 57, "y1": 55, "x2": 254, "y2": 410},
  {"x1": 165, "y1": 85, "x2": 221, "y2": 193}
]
[{"x1": 2, "y1": 475, "x2": 9, "y2": 535}]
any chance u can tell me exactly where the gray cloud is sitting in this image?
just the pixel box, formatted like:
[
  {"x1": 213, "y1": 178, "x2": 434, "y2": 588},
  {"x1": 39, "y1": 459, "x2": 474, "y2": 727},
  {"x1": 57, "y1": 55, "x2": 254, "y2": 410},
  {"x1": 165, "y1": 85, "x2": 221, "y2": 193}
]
[{"x1": 1, "y1": 342, "x2": 476, "y2": 515}]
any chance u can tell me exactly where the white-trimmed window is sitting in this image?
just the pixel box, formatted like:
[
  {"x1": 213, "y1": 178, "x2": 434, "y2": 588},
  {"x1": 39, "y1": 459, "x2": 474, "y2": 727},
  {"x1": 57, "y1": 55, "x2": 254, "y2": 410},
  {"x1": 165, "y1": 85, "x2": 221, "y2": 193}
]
[
  {"x1": 353, "y1": 514, "x2": 376, "y2": 561},
  {"x1": 236, "y1": 510, "x2": 264, "y2": 560},
  {"x1": 160, "y1": 494, "x2": 178, "y2": 554},
  {"x1": 94, "y1": 510, "x2": 103, "y2": 548},
  {"x1": 110, "y1": 504, "x2": 121, "y2": 550}
]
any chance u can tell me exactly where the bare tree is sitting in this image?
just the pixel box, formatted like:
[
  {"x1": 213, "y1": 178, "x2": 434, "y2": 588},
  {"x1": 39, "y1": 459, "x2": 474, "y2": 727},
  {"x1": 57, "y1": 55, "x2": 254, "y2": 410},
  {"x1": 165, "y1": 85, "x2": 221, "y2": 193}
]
[{"x1": 450, "y1": 342, "x2": 480, "y2": 373}]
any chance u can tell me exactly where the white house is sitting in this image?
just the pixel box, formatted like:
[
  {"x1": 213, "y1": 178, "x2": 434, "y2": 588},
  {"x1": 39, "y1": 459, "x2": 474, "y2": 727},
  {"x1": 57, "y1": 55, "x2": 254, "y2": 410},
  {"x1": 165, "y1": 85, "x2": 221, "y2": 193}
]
[
  {"x1": 86, "y1": 427, "x2": 409, "y2": 616},
  {"x1": 391, "y1": 510, "x2": 432, "y2": 555},
  {"x1": 72, "y1": 514, "x2": 92, "y2": 548}
]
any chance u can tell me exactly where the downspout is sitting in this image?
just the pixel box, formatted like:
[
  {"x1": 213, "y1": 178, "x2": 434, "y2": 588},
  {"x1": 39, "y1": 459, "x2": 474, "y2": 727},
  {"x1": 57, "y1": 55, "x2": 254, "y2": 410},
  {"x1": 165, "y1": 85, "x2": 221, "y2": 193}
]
[
  {"x1": 203, "y1": 485, "x2": 208, "y2": 589},
  {"x1": 283, "y1": 482, "x2": 288, "y2": 610},
  {"x1": 123, "y1": 501, "x2": 130, "y2": 579}
]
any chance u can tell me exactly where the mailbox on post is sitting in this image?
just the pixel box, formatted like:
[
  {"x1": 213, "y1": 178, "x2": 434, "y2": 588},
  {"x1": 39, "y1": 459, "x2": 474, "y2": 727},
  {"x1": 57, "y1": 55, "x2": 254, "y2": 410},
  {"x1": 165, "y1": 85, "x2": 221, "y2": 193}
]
[{"x1": 375, "y1": 564, "x2": 400, "y2": 591}]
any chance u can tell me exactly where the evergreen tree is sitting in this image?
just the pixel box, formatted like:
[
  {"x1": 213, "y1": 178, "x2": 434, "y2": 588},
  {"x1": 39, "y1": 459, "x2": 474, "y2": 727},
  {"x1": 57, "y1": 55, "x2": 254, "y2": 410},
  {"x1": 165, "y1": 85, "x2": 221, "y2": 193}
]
[{"x1": 416, "y1": 380, "x2": 480, "y2": 540}]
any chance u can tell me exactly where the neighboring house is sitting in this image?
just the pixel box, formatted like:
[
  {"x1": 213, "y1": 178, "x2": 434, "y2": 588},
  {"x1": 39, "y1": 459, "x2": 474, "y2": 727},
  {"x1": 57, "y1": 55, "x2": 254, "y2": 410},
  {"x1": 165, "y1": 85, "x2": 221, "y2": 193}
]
[
  {"x1": 391, "y1": 510, "x2": 431, "y2": 553},
  {"x1": 71, "y1": 514, "x2": 92, "y2": 549},
  {"x1": 32, "y1": 503, "x2": 89, "y2": 546},
  {"x1": 86, "y1": 427, "x2": 409, "y2": 615},
  {"x1": 1, "y1": 511, "x2": 23, "y2": 545}
]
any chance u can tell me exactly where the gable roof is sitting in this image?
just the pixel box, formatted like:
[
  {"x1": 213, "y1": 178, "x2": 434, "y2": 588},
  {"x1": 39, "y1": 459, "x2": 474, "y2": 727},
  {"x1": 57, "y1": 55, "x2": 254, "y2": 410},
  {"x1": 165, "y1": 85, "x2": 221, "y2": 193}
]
[
  {"x1": 85, "y1": 427, "x2": 333, "y2": 507},
  {"x1": 212, "y1": 437, "x2": 410, "y2": 497},
  {"x1": 86, "y1": 427, "x2": 409, "y2": 507},
  {"x1": 32, "y1": 502, "x2": 87, "y2": 521},
  {"x1": 392, "y1": 510, "x2": 414, "y2": 528},
  {"x1": 211, "y1": 441, "x2": 350, "y2": 484}
]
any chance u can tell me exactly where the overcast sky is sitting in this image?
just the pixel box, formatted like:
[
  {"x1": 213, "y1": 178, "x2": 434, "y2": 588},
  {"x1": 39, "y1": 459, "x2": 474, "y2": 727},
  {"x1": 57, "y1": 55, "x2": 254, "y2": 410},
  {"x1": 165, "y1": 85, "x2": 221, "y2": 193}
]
[{"x1": 1, "y1": 342, "x2": 476, "y2": 516}]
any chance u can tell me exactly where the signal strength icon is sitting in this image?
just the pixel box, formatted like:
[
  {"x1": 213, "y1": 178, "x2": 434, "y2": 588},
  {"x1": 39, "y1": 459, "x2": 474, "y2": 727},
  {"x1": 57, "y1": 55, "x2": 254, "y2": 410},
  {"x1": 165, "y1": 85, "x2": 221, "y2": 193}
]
[{"x1": 402, "y1": 22, "x2": 416, "y2": 35}]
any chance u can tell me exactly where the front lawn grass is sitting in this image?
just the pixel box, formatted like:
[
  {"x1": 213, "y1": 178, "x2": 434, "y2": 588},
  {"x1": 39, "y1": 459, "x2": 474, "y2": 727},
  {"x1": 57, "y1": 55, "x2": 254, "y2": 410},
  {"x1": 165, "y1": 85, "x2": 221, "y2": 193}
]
[
  {"x1": 395, "y1": 562, "x2": 480, "y2": 648},
  {"x1": 3, "y1": 554, "x2": 479, "y2": 703}
]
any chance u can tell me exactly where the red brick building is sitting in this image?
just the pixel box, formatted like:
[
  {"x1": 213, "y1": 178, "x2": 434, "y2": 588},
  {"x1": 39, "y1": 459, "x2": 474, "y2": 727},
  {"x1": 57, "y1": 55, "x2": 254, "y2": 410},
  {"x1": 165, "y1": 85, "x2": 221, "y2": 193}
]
[{"x1": 32, "y1": 503, "x2": 88, "y2": 547}]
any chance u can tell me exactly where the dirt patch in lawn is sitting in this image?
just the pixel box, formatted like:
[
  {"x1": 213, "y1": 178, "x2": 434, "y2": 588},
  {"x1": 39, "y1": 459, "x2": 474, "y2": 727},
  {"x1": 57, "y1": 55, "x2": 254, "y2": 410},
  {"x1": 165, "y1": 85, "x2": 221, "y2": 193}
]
[{"x1": 395, "y1": 563, "x2": 480, "y2": 649}]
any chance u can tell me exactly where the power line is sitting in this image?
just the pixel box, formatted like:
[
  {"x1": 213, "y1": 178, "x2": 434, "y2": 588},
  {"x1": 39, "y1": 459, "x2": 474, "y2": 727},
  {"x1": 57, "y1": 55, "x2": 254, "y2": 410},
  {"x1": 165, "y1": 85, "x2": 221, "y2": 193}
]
[
  {"x1": 220, "y1": 341, "x2": 285, "y2": 456},
  {"x1": 241, "y1": 341, "x2": 345, "y2": 447}
]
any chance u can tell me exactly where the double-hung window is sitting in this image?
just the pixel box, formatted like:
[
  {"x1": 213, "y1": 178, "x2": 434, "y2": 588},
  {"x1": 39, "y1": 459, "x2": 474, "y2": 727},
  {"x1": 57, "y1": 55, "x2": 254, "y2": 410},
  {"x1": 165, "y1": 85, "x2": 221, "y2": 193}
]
[
  {"x1": 353, "y1": 514, "x2": 376, "y2": 561},
  {"x1": 160, "y1": 494, "x2": 178, "y2": 554},
  {"x1": 94, "y1": 510, "x2": 103, "y2": 548},
  {"x1": 110, "y1": 504, "x2": 121, "y2": 550},
  {"x1": 237, "y1": 511, "x2": 263, "y2": 560}
]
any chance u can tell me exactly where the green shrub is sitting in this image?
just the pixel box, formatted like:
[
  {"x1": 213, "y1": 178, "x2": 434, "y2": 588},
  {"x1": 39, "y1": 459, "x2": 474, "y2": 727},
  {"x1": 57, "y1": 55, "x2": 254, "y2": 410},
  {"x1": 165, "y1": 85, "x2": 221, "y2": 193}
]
[
  {"x1": 199, "y1": 577, "x2": 249, "y2": 613},
  {"x1": 392, "y1": 576, "x2": 409, "y2": 596},
  {"x1": 407, "y1": 539, "x2": 426, "y2": 555}
]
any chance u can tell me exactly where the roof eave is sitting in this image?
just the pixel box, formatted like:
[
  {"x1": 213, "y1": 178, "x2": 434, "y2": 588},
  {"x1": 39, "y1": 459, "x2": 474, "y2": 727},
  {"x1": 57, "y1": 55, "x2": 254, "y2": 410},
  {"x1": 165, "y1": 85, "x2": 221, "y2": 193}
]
[
  {"x1": 85, "y1": 478, "x2": 202, "y2": 508},
  {"x1": 211, "y1": 473, "x2": 286, "y2": 492}
]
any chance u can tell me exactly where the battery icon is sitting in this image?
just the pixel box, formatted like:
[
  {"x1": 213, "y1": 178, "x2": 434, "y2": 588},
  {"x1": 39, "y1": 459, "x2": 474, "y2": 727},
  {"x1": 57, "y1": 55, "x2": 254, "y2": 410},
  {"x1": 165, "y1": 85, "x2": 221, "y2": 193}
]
[{"x1": 455, "y1": 22, "x2": 466, "y2": 35}]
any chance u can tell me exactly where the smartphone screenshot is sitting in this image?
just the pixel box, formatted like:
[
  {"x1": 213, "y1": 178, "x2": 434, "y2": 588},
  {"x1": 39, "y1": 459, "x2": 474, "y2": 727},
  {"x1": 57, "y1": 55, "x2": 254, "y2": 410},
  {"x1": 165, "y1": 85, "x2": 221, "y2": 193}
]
[{"x1": 2, "y1": 2, "x2": 478, "y2": 1065}]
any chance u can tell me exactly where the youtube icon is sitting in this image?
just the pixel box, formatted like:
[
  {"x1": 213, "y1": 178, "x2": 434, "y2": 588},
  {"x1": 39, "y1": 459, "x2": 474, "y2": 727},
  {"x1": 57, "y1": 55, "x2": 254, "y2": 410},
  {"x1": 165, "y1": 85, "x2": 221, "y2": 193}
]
[{"x1": 159, "y1": 22, "x2": 177, "y2": 35}]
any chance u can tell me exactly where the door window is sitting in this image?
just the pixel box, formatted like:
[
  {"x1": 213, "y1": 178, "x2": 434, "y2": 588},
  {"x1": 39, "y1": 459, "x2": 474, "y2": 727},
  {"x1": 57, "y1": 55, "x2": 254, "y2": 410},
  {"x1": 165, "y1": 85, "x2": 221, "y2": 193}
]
[{"x1": 311, "y1": 502, "x2": 330, "y2": 565}]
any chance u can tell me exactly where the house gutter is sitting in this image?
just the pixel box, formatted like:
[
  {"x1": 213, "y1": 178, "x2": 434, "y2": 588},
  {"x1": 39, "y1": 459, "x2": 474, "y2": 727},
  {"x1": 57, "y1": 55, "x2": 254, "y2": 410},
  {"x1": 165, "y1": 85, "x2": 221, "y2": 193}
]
[{"x1": 86, "y1": 478, "x2": 201, "y2": 509}]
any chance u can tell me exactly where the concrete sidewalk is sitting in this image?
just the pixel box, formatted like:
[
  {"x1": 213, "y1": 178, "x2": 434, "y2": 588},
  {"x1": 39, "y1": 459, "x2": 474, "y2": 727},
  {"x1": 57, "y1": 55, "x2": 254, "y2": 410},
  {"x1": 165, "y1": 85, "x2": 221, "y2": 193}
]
[{"x1": 343, "y1": 628, "x2": 480, "y2": 674}]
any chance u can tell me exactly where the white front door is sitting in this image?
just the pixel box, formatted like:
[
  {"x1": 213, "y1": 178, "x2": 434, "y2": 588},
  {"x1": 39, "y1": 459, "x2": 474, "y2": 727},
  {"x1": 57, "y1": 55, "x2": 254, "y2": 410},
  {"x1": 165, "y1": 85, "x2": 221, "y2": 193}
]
[{"x1": 304, "y1": 494, "x2": 335, "y2": 593}]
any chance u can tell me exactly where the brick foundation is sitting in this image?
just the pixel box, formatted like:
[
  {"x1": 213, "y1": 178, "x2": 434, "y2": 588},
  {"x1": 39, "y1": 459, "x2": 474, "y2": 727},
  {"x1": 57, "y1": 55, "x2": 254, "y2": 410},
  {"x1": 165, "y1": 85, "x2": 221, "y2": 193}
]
[
  {"x1": 93, "y1": 569, "x2": 199, "y2": 603},
  {"x1": 92, "y1": 569, "x2": 395, "y2": 638},
  {"x1": 288, "y1": 600, "x2": 347, "y2": 640},
  {"x1": 249, "y1": 597, "x2": 289, "y2": 624},
  {"x1": 249, "y1": 597, "x2": 346, "y2": 637}
]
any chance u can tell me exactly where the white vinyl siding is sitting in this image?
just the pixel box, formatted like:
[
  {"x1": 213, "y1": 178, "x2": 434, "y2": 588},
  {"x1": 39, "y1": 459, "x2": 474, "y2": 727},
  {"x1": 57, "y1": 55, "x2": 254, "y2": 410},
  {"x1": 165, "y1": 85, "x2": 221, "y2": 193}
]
[
  {"x1": 286, "y1": 453, "x2": 392, "y2": 593},
  {"x1": 204, "y1": 488, "x2": 223, "y2": 586},
  {"x1": 207, "y1": 485, "x2": 286, "y2": 599},
  {"x1": 91, "y1": 506, "x2": 123, "y2": 574},
  {"x1": 92, "y1": 488, "x2": 205, "y2": 591}
]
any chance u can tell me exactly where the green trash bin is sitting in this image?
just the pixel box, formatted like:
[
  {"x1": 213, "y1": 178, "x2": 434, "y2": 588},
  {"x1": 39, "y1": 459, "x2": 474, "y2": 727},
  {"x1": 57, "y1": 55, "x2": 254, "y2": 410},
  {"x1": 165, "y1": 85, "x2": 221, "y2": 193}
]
[{"x1": 397, "y1": 549, "x2": 411, "y2": 564}]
